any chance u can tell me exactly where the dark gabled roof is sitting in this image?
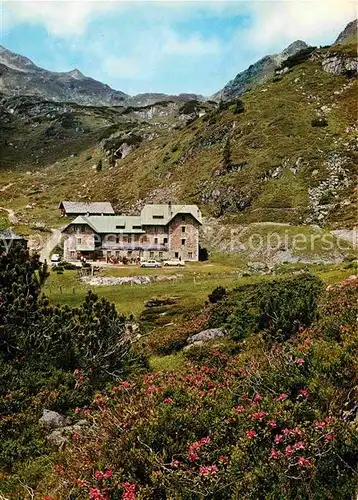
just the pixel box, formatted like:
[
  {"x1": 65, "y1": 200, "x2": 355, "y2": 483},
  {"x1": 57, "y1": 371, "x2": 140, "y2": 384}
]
[
  {"x1": 0, "y1": 228, "x2": 26, "y2": 240},
  {"x1": 140, "y1": 204, "x2": 202, "y2": 225},
  {"x1": 59, "y1": 201, "x2": 115, "y2": 215}
]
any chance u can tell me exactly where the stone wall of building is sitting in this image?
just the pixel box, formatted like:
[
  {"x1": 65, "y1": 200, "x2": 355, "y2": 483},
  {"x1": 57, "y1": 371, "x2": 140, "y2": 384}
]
[
  {"x1": 63, "y1": 214, "x2": 200, "y2": 262},
  {"x1": 168, "y1": 214, "x2": 199, "y2": 261},
  {"x1": 63, "y1": 226, "x2": 96, "y2": 260}
]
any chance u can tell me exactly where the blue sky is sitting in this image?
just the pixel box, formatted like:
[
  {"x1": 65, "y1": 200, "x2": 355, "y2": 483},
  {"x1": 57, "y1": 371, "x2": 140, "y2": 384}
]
[{"x1": 1, "y1": 1, "x2": 355, "y2": 96}]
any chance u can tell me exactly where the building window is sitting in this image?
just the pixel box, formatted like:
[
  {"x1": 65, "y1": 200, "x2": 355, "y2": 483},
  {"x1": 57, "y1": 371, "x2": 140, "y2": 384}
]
[
  {"x1": 116, "y1": 237, "x2": 120, "y2": 244},
  {"x1": 77, "y1": 238, "x2": 82, "y2": 244},
  {"x1": 159, "y1": 252, "x2": 163, "y2": 259},
  {"x1": 154, "y1": 237, "x2": 158, "y2": 244},
  {"x1": 128, "y1": 236, "x2": 132, "y2": 243},
  {"x1": 150, "y1": 251, "x2": 154, "y2": 258},
  {"x1": 115, "y1": 251, "x2": 120, "y2": 258},
  {"x1": 188, "y1": 252, "x2": 193, "y2": 259},
  {"x1": 175, "y1": 252, "x2": 179, "y2": 258},
  {"x1": 127, "y1": 250, "x2": 132, "y2": 256},
  {"x1": 153, "y1": 215, "x2": 164, "y2": 220},
  {"x1": 116, "y1": 225, "x2": 125, "y2": 229},
  {"x1": 181, "y1": 239, "x2": 186, "y2": 246},
  {"x1": 181, "y1": 215, "x2": 185, "y2": 221},
  {"x1": 163, "y1": 237, "x2": 168, "y2": 244},
  {"x1": 181, "y1": 226, "x2": 186, "y2": 233}
]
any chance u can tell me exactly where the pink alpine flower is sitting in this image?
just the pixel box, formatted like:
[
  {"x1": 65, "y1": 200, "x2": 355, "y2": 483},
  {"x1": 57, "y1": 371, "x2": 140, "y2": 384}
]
[
  {"x1": 315, "y1": 421, "x2": 326, "y2": 430},
  {"x1": 285, "y1": 445, "x2": 294, "y2": 457},
  {"x1": 276, "y1": 393, "x2": 288, "y2": 402},
  {"x1": 235, "y1": 405, "x2": 245, "y2": 413},
  {"x1": 163, "y1": 397, "x2": 173, "y2": 404},
  {"x1": 219, "y1": 455, "x2": 228, "y2": 463},
  {"x1": 253, "y1": 393, "x2": 263, "y2": 403},
  {"x1": 121, "y1": 482, "x2": 136, "y2": 500},
  {"x1": 269, "y1": 419, "x2": 277, "y2": 428},
  {"x1": 297, "y1": 456, "x2": 311, "y2": 468},
  {"x1": 246, "y1": 429, "x2": 257, "y2": 439},
  {"x1": 296, "y1": 358, "x2": 305, "y2": 366},
  {"x1": 269, "y1": 448, "x2": 282, "y2": 460},
  {"x1": 94, "y1": 469, "x2": 113, "y2": 481},
  {"x1": 299, "y1": 389, "x2": 309, "y2": 398},
  {"x1": 199, "y1": 465, "x2": 218, "y2": 476},
  {"x1": 293, "y1": 441, "x2": 305, "y2": 451},
  {"x1": 89, "y1": 488, "x2": 108, "y2": 500},
  {"x1": 170, "y1": 460, "x2": 181, "y2": 468},
  {"x1": 251, "y1": 410, "x2": 268, "y2": 421},
  {"x1": 325, "y1": 433, "x2": 335, "y2": 441},
  {"x1": 274, "y1": 434, "x2": 283, "y2": 444}
]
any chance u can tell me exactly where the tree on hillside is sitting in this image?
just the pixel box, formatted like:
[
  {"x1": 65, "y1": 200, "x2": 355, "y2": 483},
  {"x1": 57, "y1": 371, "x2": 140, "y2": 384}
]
[{"x1": 215, "y1": 137, "x2": 232, "y2": 176}]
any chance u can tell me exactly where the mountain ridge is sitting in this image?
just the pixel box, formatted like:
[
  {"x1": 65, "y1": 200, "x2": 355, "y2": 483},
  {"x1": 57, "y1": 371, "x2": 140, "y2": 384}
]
[
  {"x1": 0, "y1": 45, "x2": 203, "y2": 107},
  {"x1": 213, "y1": 40, "x2": 310, "y2": 100}
]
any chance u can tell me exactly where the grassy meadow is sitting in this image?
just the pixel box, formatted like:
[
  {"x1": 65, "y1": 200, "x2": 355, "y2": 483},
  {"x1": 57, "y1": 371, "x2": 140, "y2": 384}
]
[{"x1": 44, "y1": 260, "x2": 356, "y2": 318}]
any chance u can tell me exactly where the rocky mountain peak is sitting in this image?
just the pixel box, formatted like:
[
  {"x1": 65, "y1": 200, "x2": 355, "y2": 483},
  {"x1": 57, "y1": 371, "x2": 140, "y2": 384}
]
[
  {"x1": 281, "y1": 40, "x2": 309, "y2": 58},
  {"x1": 67, "y1": 68, "x2": 86, "y2": 80},
  {"x1": 214, "y1": 39, "x2": 310, "y2": 100},
  {"x1": 334, "y1": 19, "x2": 357, "y2": 45},
  {"x1": 0, "y1": 45, "x2": 39, "y2": 73}
]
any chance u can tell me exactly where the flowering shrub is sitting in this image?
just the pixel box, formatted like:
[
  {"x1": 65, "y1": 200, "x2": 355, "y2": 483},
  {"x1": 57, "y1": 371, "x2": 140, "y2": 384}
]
[{"x1": 42, "y1": 278, "x2": 358, "y2": 499}]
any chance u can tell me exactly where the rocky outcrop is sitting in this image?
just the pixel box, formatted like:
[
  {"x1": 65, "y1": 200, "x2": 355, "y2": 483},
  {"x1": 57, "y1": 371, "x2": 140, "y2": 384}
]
[
  {"x1": 187, "y1": 328, "x2": 226, "y2": 345},
  {"x1": 47, "y1": 420, "x2": 89, "y2": 448},
  {"x1": 39, "y1": 409, "x2": 68, "y2": 429},
  {"x1": 306, "y1": 154, "x2": 352, "y2": 225},
  {"x1": 321, "y1": 53, "x2": 357, "y2": 76}
]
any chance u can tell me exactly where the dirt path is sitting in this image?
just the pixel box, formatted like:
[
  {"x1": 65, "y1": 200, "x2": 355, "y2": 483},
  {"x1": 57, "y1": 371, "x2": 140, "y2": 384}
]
[
  {"x1": 40, "y1": 228, "x2": 63, "y2": 263},
  {"x1": 0, "y1": 182, "x2": 14, "y2": 192},
  {"x1": 0, "y1": 206, "x2": 18, "y2": 224}
]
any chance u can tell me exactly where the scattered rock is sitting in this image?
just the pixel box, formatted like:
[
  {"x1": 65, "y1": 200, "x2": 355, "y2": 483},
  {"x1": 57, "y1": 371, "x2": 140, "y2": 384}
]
[
  {"x1": 81, "y1": 275, "x2": 182, "y2": 286},
  {"x1": 145, "y1": 296, "x2": 179, "y2": 308},
  {"x1": 39, "y1": 409, "x2": 67, "y2": 429},
  {"x1": 187, "y1": 328, "x2": 226, "y2": 345},
  {"x1": 47, "y1": 420, "x2": 89, "y2": 448}
]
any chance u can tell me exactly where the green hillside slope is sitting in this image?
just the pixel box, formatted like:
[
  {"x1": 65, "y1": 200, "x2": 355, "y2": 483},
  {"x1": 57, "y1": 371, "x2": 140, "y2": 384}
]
[{"x1": 0, "y1": 45, "x2": 356, "y2": 231}]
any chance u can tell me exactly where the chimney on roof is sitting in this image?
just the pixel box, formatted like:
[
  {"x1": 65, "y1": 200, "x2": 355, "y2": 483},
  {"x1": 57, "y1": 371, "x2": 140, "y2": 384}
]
[{"x1": 168, "y1": 200, "x2": 172, "y2": 216}]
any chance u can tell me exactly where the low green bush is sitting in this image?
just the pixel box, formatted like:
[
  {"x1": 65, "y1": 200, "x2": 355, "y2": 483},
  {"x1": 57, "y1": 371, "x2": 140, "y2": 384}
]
[
  {"x1": 311, "y1": 117, "x2": 328, "y2": 127},
  {"x1": 208, "y1": 274, "x2": 323, "y2": 341}
]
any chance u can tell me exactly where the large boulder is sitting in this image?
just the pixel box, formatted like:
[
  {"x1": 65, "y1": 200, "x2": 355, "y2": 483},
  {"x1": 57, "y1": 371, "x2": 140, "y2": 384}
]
[
  {"x1": 39, "y1": 409, "x2": 67, "y2": 429},
  {"x1": 47, "y1": 420, "x2": 89, "y2": 448},
  {"x1": 187, "y1": 328, "x2": 226, "y2": 345}
]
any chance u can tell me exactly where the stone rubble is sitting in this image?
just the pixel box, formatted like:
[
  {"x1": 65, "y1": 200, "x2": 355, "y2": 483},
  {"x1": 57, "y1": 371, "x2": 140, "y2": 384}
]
[{"x1": 81, "y1": 274, "x2": 183, "y2": 286}]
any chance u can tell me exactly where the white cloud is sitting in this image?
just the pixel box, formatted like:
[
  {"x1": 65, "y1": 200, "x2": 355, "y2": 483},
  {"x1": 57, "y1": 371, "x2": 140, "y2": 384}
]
[
  {"x1": 101, "y1": 56, "x2": 143, "y2": 79},
  {"x1": 162, "y1": 30, "x2": 222, "y2": 56},
  {"x1": 246, "y1": 0, "x2": 356, "y2": 49},
  {"x1": 2, "y1": 0, "x2": 120, "y2": 37}
]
